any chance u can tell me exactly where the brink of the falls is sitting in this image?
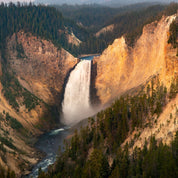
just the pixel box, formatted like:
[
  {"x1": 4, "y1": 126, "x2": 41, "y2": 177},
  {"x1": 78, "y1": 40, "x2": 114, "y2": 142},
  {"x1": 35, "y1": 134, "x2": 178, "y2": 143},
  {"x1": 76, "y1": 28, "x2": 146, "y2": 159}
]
[{"x1": 62, "y1": 60, "x2": 92, "y2": 125}]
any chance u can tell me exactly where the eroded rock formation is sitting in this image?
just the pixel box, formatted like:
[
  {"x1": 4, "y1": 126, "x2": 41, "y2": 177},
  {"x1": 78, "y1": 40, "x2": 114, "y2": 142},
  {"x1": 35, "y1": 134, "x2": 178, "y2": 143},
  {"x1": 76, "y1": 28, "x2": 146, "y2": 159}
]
[
  {"x1": 92, "y1": 15, "x2": 178, "y2": 105},
  {"x1": 7, "y1": 31, "x2": 78, "y2": 105},
  {"x1": 0, "y1": 31, "x2": 78, "y2": 175}
]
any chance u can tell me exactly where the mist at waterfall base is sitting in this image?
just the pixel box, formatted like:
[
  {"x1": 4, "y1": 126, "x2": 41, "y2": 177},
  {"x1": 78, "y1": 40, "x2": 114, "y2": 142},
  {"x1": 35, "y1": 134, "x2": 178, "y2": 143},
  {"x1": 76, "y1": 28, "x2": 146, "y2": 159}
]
[
  {"x1": 28, "y1": 56, "x2": 98, "y2": 177},
  {"x1": 62, "y1": 59, "x2": 95, "y2": 126}
]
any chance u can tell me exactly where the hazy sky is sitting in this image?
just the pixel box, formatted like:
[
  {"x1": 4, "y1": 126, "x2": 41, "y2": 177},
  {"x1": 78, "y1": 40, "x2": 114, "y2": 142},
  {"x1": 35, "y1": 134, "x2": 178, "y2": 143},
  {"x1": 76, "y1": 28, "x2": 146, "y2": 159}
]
[
  {"x1": 0, "y1": 0, "x2": 177, "y2": 4},
  {"x1": 0, "y1": 0, "x2": 35, "y2": 3}
]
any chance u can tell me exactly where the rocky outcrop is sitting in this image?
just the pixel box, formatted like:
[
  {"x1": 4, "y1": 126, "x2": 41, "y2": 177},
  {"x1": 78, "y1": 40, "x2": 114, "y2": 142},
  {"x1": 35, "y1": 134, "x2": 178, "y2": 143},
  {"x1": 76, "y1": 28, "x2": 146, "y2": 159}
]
[
  {"x1": 122, "y1": 94, "x2": 178, "y2": 151},
  {"x1": 92, "y1": 15, "x2": 177, "y2": 105},
  {"x1": 96, "y1": 24, "x2": 114, "y2": 37},
  {"x1": 67, "y1": 31, "x2": 82, "y2": 46},
  {"x1": 164, "y1": 44, "x2": 178, "y2": 82},
  {"x1": 7, "y1": 31, "x2": 78, "y2": 105},
  {"x1": 0, "y1": 31, "x2": 78, "y2": 175}
]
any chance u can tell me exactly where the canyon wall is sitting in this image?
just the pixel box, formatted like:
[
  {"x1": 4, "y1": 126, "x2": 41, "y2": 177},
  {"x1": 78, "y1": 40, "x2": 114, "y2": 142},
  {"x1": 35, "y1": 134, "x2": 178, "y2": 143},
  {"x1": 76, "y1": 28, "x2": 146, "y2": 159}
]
[
  {"x1": 92, "y1": 15, "x2": 178, "y2": 105},
  {"x1": 0, "y1": 14, "x2": 177, "y2": 175},
  {"x1": 0, "y1": 31, "x2": 78, "y2": 175},
  {"x1": 1, "y1": 31, "x2": 79, "y2": 133},
  {"x1": 7, "y1": 31, "x2": 78, "y2": 105}
]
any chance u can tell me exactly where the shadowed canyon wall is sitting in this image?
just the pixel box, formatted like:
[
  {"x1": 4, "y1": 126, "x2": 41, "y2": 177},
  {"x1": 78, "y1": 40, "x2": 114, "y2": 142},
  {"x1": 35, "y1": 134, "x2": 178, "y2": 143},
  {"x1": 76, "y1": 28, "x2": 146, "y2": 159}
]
[
  {"x1": 0, "y1": 31, "x2": 78, "y2": 175},
  {"x1": 7, "y1": 31, "x2": 78, "y2": 105}
]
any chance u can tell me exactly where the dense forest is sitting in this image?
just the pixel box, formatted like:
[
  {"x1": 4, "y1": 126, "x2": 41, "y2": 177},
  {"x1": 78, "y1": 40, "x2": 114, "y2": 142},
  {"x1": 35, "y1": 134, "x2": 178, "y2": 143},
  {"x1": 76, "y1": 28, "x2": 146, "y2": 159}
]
[
  {"x1": 97, "y1": 3, "x2": 178, "y2": 47},
  {"x1": 55, "y1": 4, "x2": 143, "y2": 32},
  {"x1": 0, "y1": 2, "x2": 92, "y2": 56},
  {"x1": 56, "y1": 3, "x2": 178, "y2": 49},
  {"x1": 0, "y1": 3, "x2": 63, "y2": 49},
  {"x1": 0, "y1": 3, "x2": 177, "y2": 56},
  {"x1": 55, "y1": 3, "x2": 165, "y2": 32},
  {"x1": 0, "y1": 3, "x2": 177, "y2": 177},
  {"x1": 0, "y1": 165, "x2": 16, "y2": 178},
  {"x1": 38, "y1": 76, "x2": 178, "y2": 177}
]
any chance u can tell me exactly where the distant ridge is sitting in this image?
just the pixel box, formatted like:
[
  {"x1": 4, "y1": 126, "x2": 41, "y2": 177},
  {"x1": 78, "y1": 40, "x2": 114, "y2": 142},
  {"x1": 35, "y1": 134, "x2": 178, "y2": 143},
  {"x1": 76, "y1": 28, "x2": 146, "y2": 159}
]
[{"x1": 35, "y1": 0, "x2": 174, "y2": 6}]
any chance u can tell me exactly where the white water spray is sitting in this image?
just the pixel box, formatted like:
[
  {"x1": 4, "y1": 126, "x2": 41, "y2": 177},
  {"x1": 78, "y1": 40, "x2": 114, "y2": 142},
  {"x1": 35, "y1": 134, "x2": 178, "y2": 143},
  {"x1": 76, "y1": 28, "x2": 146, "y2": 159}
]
[{"x1": 62, "y1": 60, "x2": 92, "y2": 125}]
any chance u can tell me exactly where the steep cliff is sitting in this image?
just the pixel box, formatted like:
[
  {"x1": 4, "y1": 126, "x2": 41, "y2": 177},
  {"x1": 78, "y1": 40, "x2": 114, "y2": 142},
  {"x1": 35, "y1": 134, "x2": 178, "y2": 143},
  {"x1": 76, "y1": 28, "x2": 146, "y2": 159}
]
[
  {"x1": 92, "y1": 15, "x2": 177, "y2": 105},
  {"x1": 7, "y1": 31, "x2": 78, "y2": 105},
  {"x1": 0, "y1": 31, "x2": 78, "y2": 175}
]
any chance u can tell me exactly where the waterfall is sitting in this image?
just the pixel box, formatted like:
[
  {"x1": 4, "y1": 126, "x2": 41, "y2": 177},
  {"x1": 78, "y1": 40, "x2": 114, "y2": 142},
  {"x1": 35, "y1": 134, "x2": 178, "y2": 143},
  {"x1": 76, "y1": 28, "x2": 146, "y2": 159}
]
[{"x1": 62, "y1": 60, "x2": 92, "y2": 125}]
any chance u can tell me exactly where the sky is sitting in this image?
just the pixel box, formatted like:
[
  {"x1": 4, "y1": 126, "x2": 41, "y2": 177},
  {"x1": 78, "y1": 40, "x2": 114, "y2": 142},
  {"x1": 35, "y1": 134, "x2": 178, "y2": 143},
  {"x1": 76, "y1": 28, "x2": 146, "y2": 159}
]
[
  {"x1": 0, "y1": 0, "x2": 34, "y2": 3},
  {"x1": 0, "y1": 0, "x2": 177, "y2": 5},
  {"x1": 0, "y1": 0, "x2": 33, "y2": 2}
]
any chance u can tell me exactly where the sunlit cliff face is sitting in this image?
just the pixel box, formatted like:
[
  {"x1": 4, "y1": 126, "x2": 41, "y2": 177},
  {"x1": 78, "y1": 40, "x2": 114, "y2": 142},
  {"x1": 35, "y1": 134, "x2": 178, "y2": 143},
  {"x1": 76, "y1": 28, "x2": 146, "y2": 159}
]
[{"x1": 93, "y1": 15, "x2": 177, "y2": 105}]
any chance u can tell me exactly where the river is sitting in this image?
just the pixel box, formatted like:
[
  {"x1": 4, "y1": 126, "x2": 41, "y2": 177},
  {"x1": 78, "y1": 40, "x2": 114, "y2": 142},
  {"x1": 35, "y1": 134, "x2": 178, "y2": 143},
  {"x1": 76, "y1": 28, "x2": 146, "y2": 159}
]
[
  {"x1": 28, "y1": 127, "x2": 71, "y2": 177},
  {"x1": 79, "y1": 54, "x2": 99, "y2": 60},
  {"x1": 28, "y1": 55, "x2": 96, "y2": 178}
]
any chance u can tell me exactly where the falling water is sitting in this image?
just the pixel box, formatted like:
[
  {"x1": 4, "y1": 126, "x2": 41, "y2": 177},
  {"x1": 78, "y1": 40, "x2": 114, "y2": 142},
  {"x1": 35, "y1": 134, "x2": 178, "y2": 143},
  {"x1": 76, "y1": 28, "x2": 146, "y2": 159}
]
[
  {"x1": 29, "y1": 59, "x2": 96, "y2": 177},
  {"x1": 62, "y1": 60, "x2": 92, "y2": 125}
]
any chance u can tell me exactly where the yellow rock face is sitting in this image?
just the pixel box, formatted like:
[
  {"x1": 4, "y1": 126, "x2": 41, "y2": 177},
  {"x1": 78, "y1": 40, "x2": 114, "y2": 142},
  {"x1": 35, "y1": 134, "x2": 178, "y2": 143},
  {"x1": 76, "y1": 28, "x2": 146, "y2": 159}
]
[{"x1": 93, "y1": 15, "x2": 177, "y2": 105}]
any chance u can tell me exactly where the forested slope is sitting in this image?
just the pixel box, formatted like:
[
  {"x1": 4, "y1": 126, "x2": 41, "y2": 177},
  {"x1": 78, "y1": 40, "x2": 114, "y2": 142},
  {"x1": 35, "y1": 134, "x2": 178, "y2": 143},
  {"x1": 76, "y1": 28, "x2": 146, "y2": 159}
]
[
  {"x1": 97, "y1": 3, "x2": 178, "y2": 47},
  {"x1": 1, "y1": 3, "x2": 175, "y2": 56},
  {"x1": 56, "y1": 3, "x2": 178, "y2": 53},
  {"x1": 0, "y1": 3, "x2": 91, "y2": 56},
  {"x1": 0, "y1": 2, "x2": 177, "y2": 177},
  {"x1": 0, "y1": 3, "x2": 79, "y2": 176},
  {"x1": 38, "y1": 4, "x2": 178, "y2": 178},
  {"x1": 39, "y1": 76, "x2": 178, "y2": 178}
]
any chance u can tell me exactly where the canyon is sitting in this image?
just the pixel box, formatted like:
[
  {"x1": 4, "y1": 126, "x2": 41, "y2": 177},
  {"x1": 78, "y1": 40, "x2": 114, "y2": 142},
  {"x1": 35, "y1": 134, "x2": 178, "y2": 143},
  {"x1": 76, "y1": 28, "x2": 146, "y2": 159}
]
[
  {"x1": 0, "y1": 31, "x2": 79, "y2": 175},
  {"x1": 0, "y1": 11, "x2": 177, "y2": 177}
]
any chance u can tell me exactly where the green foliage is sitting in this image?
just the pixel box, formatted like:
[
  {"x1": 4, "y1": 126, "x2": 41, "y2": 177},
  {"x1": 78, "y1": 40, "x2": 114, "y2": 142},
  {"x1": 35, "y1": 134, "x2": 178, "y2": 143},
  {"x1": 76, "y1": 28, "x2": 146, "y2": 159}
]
[
  {"x1": 124, "y1": 137, "x2": 178, "y2": 178},
  {"x1": 169, "y1": 78, "x2": 178, "y2": 99},
  {"x1": 56, "y1": 4, "x2": 120, "y2": 31},
  {"x1": 0, "y1": 143, "x2": 6, "y2": 153},
  {"x1": 1, "y1": 68, "x2": 40, "y2": 111},
  {"x1": 0, "y1": 3, "x2": 63, "y2": 50},
  {"x1": 56, "y1": 3, "x2": 169, "y2": 33},
  {"x1": 167, "y1": 16, "x2": 178, "y2": 56},
  {"x1": 75, "y1": 4, "x2": 168, "y2": 53},
  {"x1": 1, "y1": 3, "x2": 177, "y2": 56},
  {"x1": 16, "y1": 41, "x2": 26, "y2": 58},
  {"x1": 38, "y1": 78, "x2": 178, "y2": 178},
  {"x1": 1, "y1": 71, "x2": 20, "y2": 110},
  {"x1": 113, "y1": 3, "x2": 178, "y2": 47},
  {"x1": 5, "y1": 112, "x2": 23, "y2": 130},
  {"x1": 0, "y1": 3, "x2": 91, "y2": 56},
  {"x1": 172, "y1": 131, "x2": 178, "y2": 165},
  {"x1": 39, "y1": 133, "x2": 178, "y2": 178},
  {"x1": 22, "y1": 89, "x2": 40, "y2": 111},
  {"x1": 164, "y1": 3, "x2": 178, "y2": 16},
  {"x1": 75, "y1": 3, "x2": 177, "y2": 52},
  {"x1": 0, "y1": 164, "x2": 16, "y2": 178},
  {"x1": 110, "y1": 5, "x2": 165, "y2": 47},
  {"x1": 165, "y1": 3, "x2": 178, "y2": 56},
  {"x1": 0, "y1": 134, "x2": 16, "y2": 150},
  {"x1": 168, "y1": 16, "x2": 178, "y2": 57},
  {"x1": 83, "y1": 149, "x2": 110, "y2": 178}
]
